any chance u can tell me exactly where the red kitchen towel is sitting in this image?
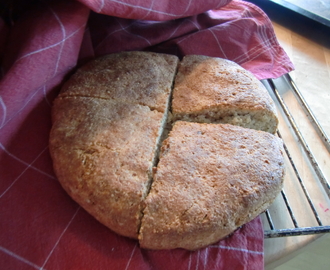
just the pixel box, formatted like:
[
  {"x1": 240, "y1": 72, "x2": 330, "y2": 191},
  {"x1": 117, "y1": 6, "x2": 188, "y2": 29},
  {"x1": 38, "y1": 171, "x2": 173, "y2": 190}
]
[{"x1": 0, "y1": 0, "x2": 293, "y2": 269}]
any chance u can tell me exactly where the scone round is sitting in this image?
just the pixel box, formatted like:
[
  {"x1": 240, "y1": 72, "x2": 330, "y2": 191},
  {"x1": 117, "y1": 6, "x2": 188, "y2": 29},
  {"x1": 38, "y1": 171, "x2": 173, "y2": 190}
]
[
  {"x1": 172, "y1": 55, "x2": 278, "y2": 133},
  {"x1": 49, "y1": 52, "x2": 284, "y2": 249},
  {"x1": 139, "y1": 121, "x2": 285, "y2": 250}
]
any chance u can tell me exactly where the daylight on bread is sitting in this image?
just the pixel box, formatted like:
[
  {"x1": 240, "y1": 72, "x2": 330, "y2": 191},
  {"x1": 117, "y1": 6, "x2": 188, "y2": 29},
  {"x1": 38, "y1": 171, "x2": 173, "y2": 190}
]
[{"x1": 172, "y1": 55, "x2": 279, "y2": 134}]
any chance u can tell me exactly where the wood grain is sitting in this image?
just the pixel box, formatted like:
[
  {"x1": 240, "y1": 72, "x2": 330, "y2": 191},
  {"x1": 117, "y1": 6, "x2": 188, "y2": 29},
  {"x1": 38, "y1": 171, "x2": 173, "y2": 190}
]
[{"x1": 265, "y1": 21, "x2": 330, "y2": 269}]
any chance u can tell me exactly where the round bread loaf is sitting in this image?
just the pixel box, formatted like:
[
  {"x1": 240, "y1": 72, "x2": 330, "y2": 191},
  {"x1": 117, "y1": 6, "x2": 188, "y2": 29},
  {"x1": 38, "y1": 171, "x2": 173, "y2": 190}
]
[{"x1": 49, "y1": 51, "x2": 285, "y2": 250}]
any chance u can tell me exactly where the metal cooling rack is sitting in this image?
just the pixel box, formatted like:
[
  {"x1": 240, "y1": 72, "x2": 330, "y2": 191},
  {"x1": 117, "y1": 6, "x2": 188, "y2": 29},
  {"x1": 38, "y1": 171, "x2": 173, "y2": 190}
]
[{"x1": 261, "y1": 74, "x2": 330, "y2": 238}]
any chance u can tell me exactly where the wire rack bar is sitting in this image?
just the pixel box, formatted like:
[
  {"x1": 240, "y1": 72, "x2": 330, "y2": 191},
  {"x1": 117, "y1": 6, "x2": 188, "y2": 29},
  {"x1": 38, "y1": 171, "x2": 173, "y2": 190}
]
[
  {"x1": 284, "y1": 73, "x2": 330, "y2": 153},
  {"x1": 278, "y1": 131, "x2": 323, "y2": 226},
  {"x1": 280, "y1": 189, "x2": 299, "y2": 228},
  {"x1": 265, "y1": 226, "x2": 330, "y2": 238},
  {"x1": 262, "y1": 76, "x2": 330, "y2": 238},
  {"x1": 265, "y1": 209, "x2": 275, "y2": 230},
  {"x1": 267, "y1": 79, "x2": 330, "y2": 198}
]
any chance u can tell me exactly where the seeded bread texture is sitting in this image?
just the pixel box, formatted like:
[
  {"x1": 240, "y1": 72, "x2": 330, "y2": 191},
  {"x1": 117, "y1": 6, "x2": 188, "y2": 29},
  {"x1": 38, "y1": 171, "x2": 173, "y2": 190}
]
[
  {"x1": 139, "y1": 121, "x2": 285, "y2": 250},
  {"x1": 172, "y1": 55, "x2": 278, "y2": 134},
  {"x1": 59, "y1": 51, "x2": 179, "y2": 113},
  {"x1": 49, "y1": 51, "x2": 284, "y2": 250},
  {"x1": 49, "y1": 52, "x2": 179, "y2": 238},
  {"x1": 49, "y1": 97, "x2": 166, "y2": 238}
]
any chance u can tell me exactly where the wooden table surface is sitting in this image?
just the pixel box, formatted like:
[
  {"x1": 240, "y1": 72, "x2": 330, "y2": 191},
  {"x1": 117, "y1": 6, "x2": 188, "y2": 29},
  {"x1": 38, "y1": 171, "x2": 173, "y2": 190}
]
[{"x1": 263, "y1": 12, "x2": 330, "y2": 269}]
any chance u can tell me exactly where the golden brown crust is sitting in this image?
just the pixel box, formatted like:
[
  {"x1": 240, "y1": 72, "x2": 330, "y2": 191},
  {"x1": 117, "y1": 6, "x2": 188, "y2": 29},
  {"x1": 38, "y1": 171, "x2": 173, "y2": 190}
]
[
  {"x1": 50, "y1": 52, "x2": 179, "y2": 238},
  {"x1": 59, "y1": 51, "x2": 179, "y2": 112},
  {"x1": 139, "y1": 121, "x2": 284, "y2": 250},
  {"x1": 49, "y1": 52, "x2": 285, "y2": 250},
  {"x1": 172, "y1": 55, "x2": 278, "y2": 133},
  {"x1": 50, "y1": 96, "x2": 165, "y2": 238}
]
